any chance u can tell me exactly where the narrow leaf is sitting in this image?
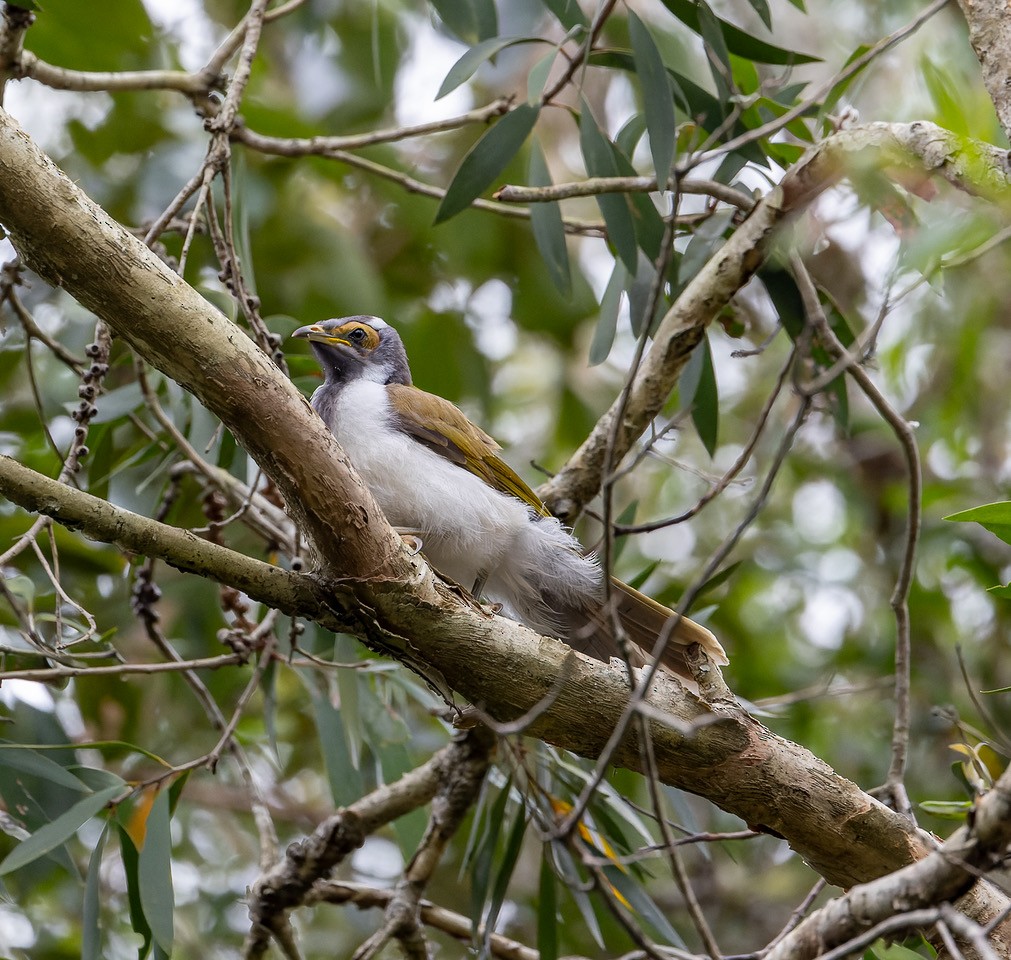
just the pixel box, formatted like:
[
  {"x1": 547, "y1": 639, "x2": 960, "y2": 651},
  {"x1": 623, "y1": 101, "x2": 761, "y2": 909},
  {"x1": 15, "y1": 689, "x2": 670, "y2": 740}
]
[
  {"x1": 82, "y1": 823, "x2": 109, "y2": 960},
  {"x1": 429, "y1": 0, "x2": 497, "y2": 44},
  {"x1": 681, "y1": 333, "x2": 719, "y2": 456},
  {"x1": 537, "y1": 855, "x2": 559, "y2": 960},
  {"x1": 629, "y1": 12, "x2": 676, "y2": 185},
  {"x1": 945, "y1": 501, "x2": 1011, "y2": 546},
  {"x1": 588, "y1": 261, "x2": 626, "y2": 365},
  {"x1": 602, "y1": 862, "x2": 687, "y2": 946},
  {"x1": 485, "y1": 809, "x2": 528, "y2": 938},
  {"x1": 539, "y1": 0, "x2": 588, "y2": 30},
  {"x1": 304, "y1": 672, "x2": 363, "y2": 807},
  {"x1": 659, "y1": 0, "x2": 819, "y2": 65},
  {"x1": 697, "y1": 0, "x2": 733, "y2": 100},
  {"x1": 138, "y1": 788, "x2": 174, "y2": 955},
  {"x1": 627, "y1": 251, "x2": 662, "y2": 338},
  {"x1": 528, "y1": 137, "x2": 571, "y2": 295},
  {"x1": 0, "y1": 783, "x2": 121, "y2": 875},
  {"x1": 470, "y1": 780, "x2": 510, "y2": 933},
  {"x1": 579, "y1": 101, "x2": 638, "y2": 274},
  {"x1": 438, "y1": 37, "x2": 537, "y2": 99},
  {"x1": 527, "y1": 50, "x2": 557, "y2": 103},
  {"x1": 0, "y1": 744, "x2": 90, "y2": 792},
  {"x1": 436, "y1": 104, "x2": 540, "y2": 223}
]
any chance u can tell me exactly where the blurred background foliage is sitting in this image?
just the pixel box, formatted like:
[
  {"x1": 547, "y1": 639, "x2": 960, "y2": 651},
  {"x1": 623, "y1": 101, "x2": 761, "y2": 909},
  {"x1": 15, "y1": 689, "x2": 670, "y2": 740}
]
[{"x1": 0, "y1": 0, "x2": 1010, "y2": 957}]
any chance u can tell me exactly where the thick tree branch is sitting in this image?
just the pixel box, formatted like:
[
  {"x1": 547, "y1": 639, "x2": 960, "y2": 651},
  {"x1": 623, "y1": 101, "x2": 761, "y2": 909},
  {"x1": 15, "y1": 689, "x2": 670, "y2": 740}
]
[
  {"x1": 955, "y1": 0, "x2": 1011, "y2": 144},
  {"x1": 765, "y1": 764, "x2": 1011, "y2": 960},
  {"x1": 537, "y1": 121, "x2": 1011, "y2": 523}
]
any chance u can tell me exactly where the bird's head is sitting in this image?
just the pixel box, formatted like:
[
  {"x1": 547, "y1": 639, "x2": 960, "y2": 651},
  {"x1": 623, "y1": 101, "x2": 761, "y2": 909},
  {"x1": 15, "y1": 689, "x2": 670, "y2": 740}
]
[{"x1": 292, "y1": 315, "x2": 412, "y2": 386}]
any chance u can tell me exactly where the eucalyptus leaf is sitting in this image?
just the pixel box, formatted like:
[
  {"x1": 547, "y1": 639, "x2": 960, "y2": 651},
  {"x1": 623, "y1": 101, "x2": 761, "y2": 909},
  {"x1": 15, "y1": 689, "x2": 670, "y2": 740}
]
[
  {"x1": 438, "y1": 36, "x2": 539, "y2": 99},
  {"x1": 138, "y1": 788, "x2": 174, "y2": 956},
  {"x1": 537, "y1": 855, "x2": 559, "y2": 960},
  {"x1": 528, "y1": 137, "x2": 571, "y2": 295},
  {"x1": 579, "y1": 101, "x2": 639, "y2": 274},
  {"x1": 0, "y1": 783, "x2": 121, "y2": 876},
  {"x1": 539, "y1": 0, "x2": 588, "y2": 30},
  {"x1": 629, "y1": 12, "x2": 676, "y2": 185},
  {"x1": 681, "y1": 333, "x2": 719, "y2": 457},
  {"x1": 588, "y1": 261, "x2": 626, "y2": 365},
  {"x1": 82, "y1": 824, "x2": 109, "y2": 960},
  {"x1": 435, "y1": 104, "x2": 540, "y2": 223},
  {"x1": 0, "y1": 744, "x2": 90, "y2": 793},
  {"x1": 945, "y1": 501, "x2": 1011, "y2": 546},
  {"x1": 658, "y1": 0, "x2": 819, "y2": 65}
]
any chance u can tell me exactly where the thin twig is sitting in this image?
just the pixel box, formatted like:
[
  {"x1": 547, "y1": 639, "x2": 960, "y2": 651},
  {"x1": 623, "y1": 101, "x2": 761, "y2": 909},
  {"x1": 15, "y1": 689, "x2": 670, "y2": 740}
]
[{"x1": 791, "y1": 255, "x2": 920, "y2": 819}]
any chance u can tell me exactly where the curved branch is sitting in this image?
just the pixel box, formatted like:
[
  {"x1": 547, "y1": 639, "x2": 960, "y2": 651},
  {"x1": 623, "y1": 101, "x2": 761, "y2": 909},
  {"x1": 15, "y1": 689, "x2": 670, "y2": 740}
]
[{"x1": 537, "y1": 121, "x2": 1011, "y2": 522}]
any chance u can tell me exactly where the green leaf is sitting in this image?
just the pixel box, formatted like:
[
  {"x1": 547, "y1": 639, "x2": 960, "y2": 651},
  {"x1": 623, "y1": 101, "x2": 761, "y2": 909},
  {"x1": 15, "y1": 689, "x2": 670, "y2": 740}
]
[
  {"x1": 484, "y1": 808, "x2": 528, "y2": 941},
  {"x1": 528, "y1": 138, "x2": 571, "y2": 295},
  {"x1": 681, "y1": 333, "x2": 719, "y2": 456},
  {"x1": 589, "y1": 261, "x2": 626, "y2": 365},
  {"x1": 537, "y1": 855, "x2": 559, "y2": 960},
  {"x1": 658, "y1": 0, "x2": 819, "y2": 65},
  {"x1": 746, "y1": 0, "x2": 771, "y2": 29},
  {"x1": 527, "y1": 50, "x2": 557, "y2": 103},
  {"x1": 435, "y1": 104, "x2": 540, "y2": 223},
  {"x1": 117, "y1": 824, "x2": 152, "y2": 955},
  {"x1": 539, "y1": 0, "x2": 588, "y2": 30},
  {"x1": 0, "y1": 743, "x2": 91, "y2": 793},
  {"x1": 304, "y1": 672, "x2": 363, "y2": 807},
  {"x1": 629, "y1": 12, "x2": 676, "y2": 185},
  {"x1": 4, "y1": 573, "x2": 35, "y2": 608},
  {"x1": 602, "y1": 862, "x2": 688, "y2": 947},
  {"x1": 429, "y1": 0, "x2": 498, "y2": 44},
  {"x1": 82, "y1": 823, "x2": 109, "y2": 960},
  {"x1": 988, "y1": 584, "x2": 1011, "y2": 600},
  {"x1": 579, "y1": 101, "x2": 639, "y2": 274},
  {"x1": 945, "y1": 500, "x2": 1011, "y2": 545},
  {"x1": 469, "y1": 779, "x2": 510, "y2": 933},
  {"x1": 437, "y1": 37, "x2": 540, "y2": 99},
  {"x1": 138, "y1": 788, "x2": 174, "y2": 956},
  {"x1": 696, "y1": 0, "x2": 733, "y2": 101},
  {"x1": 0, "y1": 783, "x2": 121, "y2": 875},
  {"x1": 627, "y1": 251, "x2": 663, "y2": 338}
]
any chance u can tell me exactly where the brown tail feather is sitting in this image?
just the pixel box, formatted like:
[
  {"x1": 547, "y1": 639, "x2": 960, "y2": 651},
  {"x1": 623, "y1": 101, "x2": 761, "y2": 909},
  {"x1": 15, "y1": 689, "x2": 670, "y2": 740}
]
[{"x1": 552, "y1": 578, "x2": 728, "y2": 680}]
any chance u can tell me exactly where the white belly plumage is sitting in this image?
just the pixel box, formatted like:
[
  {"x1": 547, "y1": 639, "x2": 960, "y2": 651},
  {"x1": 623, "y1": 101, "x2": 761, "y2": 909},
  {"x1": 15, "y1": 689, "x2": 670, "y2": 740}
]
[{"x1": 312, "y1": 378, "x2": 603, "y2": 636}]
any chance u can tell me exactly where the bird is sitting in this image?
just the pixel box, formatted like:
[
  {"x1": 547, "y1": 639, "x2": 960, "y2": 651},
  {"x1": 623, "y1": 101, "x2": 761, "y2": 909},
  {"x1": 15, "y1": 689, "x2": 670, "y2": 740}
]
[{"x1": 292, "y1": 315, "x2": 728, "y2": 678}]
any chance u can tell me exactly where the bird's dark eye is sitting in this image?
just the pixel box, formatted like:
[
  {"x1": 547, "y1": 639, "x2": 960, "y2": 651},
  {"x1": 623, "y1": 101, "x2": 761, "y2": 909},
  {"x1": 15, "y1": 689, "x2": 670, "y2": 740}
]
[{"x1": 348, "y1": 327, "x2": 367, "y2": 344}]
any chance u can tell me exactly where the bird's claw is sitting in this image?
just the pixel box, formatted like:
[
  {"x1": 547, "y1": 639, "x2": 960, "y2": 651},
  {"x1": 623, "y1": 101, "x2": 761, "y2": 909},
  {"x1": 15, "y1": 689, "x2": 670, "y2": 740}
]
[{"x1": 394, "y1": 528, "x2": 424, "y2": 555}]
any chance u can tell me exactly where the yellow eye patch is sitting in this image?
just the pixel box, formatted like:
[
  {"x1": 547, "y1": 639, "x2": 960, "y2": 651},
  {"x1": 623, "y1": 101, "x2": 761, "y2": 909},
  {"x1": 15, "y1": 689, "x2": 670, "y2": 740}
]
[{"x1": 329, "y1": 322, "x2": 380, "y2": 350}]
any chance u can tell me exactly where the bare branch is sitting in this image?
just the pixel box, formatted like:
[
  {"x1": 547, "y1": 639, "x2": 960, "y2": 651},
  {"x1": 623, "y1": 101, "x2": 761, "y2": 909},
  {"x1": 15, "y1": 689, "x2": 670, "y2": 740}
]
[{"x1": 538, "y1": 120, "x2": 1011, "y2": 523}]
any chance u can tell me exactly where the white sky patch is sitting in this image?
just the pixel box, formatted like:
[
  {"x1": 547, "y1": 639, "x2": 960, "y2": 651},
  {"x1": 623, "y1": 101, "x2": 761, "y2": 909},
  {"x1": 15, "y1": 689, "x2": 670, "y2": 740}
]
[
  {"x1": 5, "y1": 84, "x2": 110, "y2": 155},
  {"x1": 142, "y1": 0, "x2": 221, "y2": 70},
  {"x1": 639, "y1": 522, "x2": 697, "y2": 564},
  {"x1": 0, "y1": 678, "x2": 55, "y2": 711},
  {"x1": 792, "y1": 480, "x2": 846, "y2": 544},
  {"x1": 817, "y1": 547, "x2": 862, "y2": 583},
  {"x1": 289, "y1": 26, "x2": 347, "y2": 117},
  {"x1": 800, "y1": 585, "x2": 862, "y2": 649},
  {"x1": 466, "y1": 279, "x2": 516, "y2": 361},
  {"x1": 394, "y1": 17, "x2": 473, "y2": 125},
  {"x1": 352, "y1": 836, "x2": 404, "y2": 881}
]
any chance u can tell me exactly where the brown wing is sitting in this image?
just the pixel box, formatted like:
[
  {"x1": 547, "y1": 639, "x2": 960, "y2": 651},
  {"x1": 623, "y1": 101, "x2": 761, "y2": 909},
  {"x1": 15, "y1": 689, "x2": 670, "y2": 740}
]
[{"x1": 387, "y1": 383, "x2": 551, "y2": 517}]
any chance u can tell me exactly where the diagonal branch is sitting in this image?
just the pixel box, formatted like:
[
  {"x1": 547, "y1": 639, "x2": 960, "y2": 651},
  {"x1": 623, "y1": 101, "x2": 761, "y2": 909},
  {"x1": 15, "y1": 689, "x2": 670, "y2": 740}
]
[{"x1": 537, "y1": 121, "x2": 1011, "y2": 523}]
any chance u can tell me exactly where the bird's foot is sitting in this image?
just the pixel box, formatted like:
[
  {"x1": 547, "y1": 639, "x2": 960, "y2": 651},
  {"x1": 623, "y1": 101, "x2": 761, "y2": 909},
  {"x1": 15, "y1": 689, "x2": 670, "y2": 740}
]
[{"x1": 394, "y1": 528, "x2": 424, "y2": 555}]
